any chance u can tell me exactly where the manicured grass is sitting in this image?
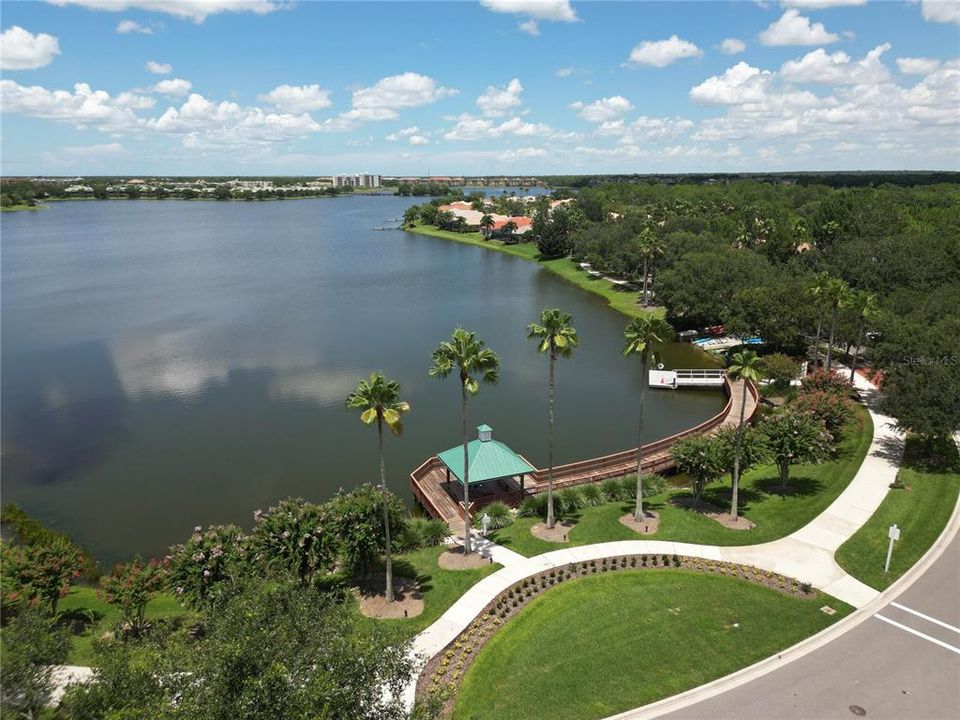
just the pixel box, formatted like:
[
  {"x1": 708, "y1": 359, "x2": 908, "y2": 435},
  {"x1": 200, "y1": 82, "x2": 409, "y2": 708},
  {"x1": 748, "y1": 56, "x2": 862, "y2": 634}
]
[
  {"x1": 407, "y1": 224, "x2": 661, "y2": 320},
  {"x1": 454, "y1": 570, "x2": 851, "y2": 720},
  {"x1": 1, "y1": 204, "x2": 45, "y2": 212},
  {"x1": 836, "y1": 436, "x2": 960, "y2": 590},
  {"x1": 57, "y1": 586, "x2": 187, "y2": 666},
  {"x1": 491, "y1": 404, "x2": 873, "y2": 556},
  {"x1": 357, "y1": 545, "x2": 500, "y2": 640}
]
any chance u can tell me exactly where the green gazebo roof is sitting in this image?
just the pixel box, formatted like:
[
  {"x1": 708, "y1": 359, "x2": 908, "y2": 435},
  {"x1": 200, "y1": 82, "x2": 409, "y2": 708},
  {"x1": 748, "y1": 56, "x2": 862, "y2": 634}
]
[{"x1": 437, "y1": 425, "x2": 536, "y2": 485}]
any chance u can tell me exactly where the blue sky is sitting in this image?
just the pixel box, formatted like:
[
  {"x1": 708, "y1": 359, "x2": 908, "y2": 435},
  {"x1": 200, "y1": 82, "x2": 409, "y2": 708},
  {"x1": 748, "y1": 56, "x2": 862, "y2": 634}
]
[{"x1": 1, "y1": 0, "x2": 958, "y2": 175}]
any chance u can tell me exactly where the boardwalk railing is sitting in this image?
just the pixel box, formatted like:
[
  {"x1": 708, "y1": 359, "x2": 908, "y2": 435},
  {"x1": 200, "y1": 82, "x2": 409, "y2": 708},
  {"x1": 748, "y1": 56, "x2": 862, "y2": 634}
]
[{"x1": 410, "y1": 378, "x2": 758, "y2": 521}]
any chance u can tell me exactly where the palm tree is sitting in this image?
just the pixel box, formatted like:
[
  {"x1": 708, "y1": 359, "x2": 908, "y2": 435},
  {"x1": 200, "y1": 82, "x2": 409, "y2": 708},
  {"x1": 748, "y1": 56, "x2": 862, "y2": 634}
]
[
  {"x1": 807, "y1": 272, "x2": 832, "y2": 370},
  {"x1": 480, "y1": 214, "x2": 495, "y2": 238},
  {"x1": 622, "y1": 316, "x2": 674, "y2": 521},
  {"x1": 848, "y1": 290, "x2": 880, "y2": 383},
  {"x1": 824, "y1": 277, "x2": 851, "y2": 372},
  {"x1": 502, "y1": 220, "x2": 518, "y2": 241},
  {"x1": 637, "y1": 227, "x2": 664, "y2": 307},
  {"x1": 345, "y1": 373, "x2": 410, "y2": 603},
  {"x1": 527, "y1": 309, "x2": 579, "y2": 530},
  {"x1": 429, "y1": 328, "x2": 500, "y2": 553},
  {"x1": 726, "y1": 350, "x2": 763, "y2": 521}
]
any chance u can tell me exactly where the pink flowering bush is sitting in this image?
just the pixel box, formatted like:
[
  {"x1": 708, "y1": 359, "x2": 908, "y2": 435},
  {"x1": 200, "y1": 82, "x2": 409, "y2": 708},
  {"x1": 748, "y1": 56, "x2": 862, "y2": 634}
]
[
  {"x1": 248, "y1": 498, "x2": 337, "y2": 586},
  {"x1": 760, "y1": 409, "x2": 834, "y2": 494},
  {"x1": 793, "y1": 390, "x2": 855, "y2": 437},
  {"x1": 800, "y1": 369, "x2": 852, "y2": 397},
  {"x1": 99, "y1": 556, "x2": 168, "y2": 635},
  {"x1": 166, "y1": 524, "x2": 247, "y2": 611},
  {"x1": 1, "y1": 539, "x2": 84, "y2": 614}
]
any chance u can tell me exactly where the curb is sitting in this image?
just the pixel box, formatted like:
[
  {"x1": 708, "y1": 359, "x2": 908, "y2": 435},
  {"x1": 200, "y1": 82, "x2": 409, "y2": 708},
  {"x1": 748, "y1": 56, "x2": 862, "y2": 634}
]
[{"x1": 604, "y1": 433, "x2": 960, "y2": 720}]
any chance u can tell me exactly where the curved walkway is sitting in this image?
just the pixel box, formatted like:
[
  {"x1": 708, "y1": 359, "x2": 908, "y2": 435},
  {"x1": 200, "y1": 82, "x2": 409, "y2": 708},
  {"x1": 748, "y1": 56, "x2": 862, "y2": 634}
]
[{"x1": 403, "y1": 369, "x2": 902, "y2": 710}]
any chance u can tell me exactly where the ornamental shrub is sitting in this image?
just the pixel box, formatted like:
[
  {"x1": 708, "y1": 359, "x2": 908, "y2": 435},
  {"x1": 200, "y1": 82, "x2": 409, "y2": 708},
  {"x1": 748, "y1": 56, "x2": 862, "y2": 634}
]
[
  {"x1": 641, "y1": 473, "x2": 668, "y2": 497},
  {"x1": 248, "y1": 498, "x2": 337, "y2": 586},
  {"x1": 1, "y1": 538, "x2": 85, "y2": 614},
  {"x1": 99, "y1": 556, "x2": 167, "y2": 635},
  {"x1": 792, "y1": 390, "x2": 854, "y2": 438},
  {"x1": 397, "y1": 517, "x2": 450, "y2": 550},
  {"x1": 517, "y1": 494, "x2": 548, "y2": 519},
  {"x1": 800, "y1": 369, "x2": 852, "y2": 397},
  {"x1": 475, "y1": 501, "x2": 513, "y2": 530},
  {"x1": 601, "y1": 478, "x2": 627, "y2": 502},
  {"x1": 166, "y1": 524, "x2": 248, "y2": 611},
  {"x1": 579, "y1": 484, "x2": 604, "y2": 507},
  {"x1": 328, "y1": 484, "x2": 405, "y2": 576},
  {"x1": 0, "y1": 607, "x2": 70, "y2": 718},
  {"x1": 556, "y1": 487, "x2": 586, "y2": 516}
]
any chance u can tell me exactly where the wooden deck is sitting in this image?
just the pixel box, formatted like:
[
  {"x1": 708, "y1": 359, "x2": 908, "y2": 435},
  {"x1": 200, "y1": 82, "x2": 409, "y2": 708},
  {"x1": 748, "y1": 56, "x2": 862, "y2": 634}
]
[{"x1": 410, "y1": 378, "x2": 759, "y2": 525}]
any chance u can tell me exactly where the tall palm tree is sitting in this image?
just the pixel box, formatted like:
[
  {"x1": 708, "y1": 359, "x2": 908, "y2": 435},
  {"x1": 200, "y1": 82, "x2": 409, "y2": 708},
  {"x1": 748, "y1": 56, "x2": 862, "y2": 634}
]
[
  {"x1": 637, "y1": 227, "x2": 664, "y2": 307},
  {"x1": 479, "y1": 214, "x2": 495, "y2": 238},
  {"x1": 726, "y1": 350, "x2": 763, "y2": 521},
  {"x1": 502, "y1": 220, "x2": 518, "y2": 241},
  {"x1": 345, "y1": 373, "x2": 410, "y2": 603},
  {"x1": 527, "y1": 309, "x2": 579, "y2": 529},
  {"x1": 848, "y1": 290, "x2": 880, "y2": 383},
  {"x1": 623, "y1": 316, "x2": 674, "y2": 521},
  {"x1": 807, "y1": 272, "x2": 833, "y2": 370},
  {"x1": 824, "y1": 277, "x2": 851, "y2": 372},
  {"x1": 429, "y1": 328, "x2": 500, "y2": 554}
]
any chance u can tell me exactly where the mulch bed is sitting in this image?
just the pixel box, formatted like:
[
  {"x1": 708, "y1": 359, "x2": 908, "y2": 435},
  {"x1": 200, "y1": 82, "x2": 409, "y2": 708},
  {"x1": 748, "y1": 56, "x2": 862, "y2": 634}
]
[
  {"x1": 416, "y1": 554, "x2": 815, "y2": 716},
  {"x1": 356, "y1": 576, "x2": 423, "y2": 619},
  {"x1": 619, "y1": 510, "x2": 660, "y2": 535},
  {"x1": 439, "y1": 546, "x2": 494, "y2": 570},
  {"x1": 530, "y1": 520, "x2": 576, "y2": 542},
  {"x1": 670, "y1": 496, "x2": 755, "y2": 531}
]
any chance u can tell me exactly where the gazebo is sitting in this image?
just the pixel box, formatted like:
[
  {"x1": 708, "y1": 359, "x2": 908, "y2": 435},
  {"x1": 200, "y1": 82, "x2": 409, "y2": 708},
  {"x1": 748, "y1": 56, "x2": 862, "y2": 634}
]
[{"x1": 437, "y1": 424, "x2": 536, "y2": 500}]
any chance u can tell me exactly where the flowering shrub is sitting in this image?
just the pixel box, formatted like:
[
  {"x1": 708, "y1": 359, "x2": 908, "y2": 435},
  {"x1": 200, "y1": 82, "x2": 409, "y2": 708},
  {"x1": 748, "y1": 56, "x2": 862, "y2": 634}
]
[
  {"x1": 329, "y1": 485, "x2": 404, "y2": 575},
  {"x1": 248, "y1": 498, "x2": 337, "y2": 586},
  {"x1": 1, "y1": 539, "x2": 84, "y2": 614},
  {"x1": 99, "y1": 557, "x2": 168, "y2": 635},
  {"x1": 166, "y1": 524, "x2": 247, "y2": 611},
  {"x1": 800, "y1": 369, "x2": 851, "y2": 397},
  {"x1": 793, "y1": 390, "x2": 854, "y2": 437},
  {"x1": 761, "y1": 409, "x2": 834, "y2": 493}
]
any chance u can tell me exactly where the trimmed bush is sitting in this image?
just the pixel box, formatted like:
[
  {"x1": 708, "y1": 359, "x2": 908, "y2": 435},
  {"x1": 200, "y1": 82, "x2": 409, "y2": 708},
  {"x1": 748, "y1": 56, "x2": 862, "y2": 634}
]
[
  {"x1": 641, "y1": 474, "x2": 668, "y2": 497},
  {"x1": 398, "y1": 517, "x2": 450, "y2": 550},
  {"x1": 580, "y1": 484, "x2": 604, "y2": 507},
  {"x1": 517, "y1": 494, "x2": 548, "y2": 519},
  {"x1": 601, "y1": 478, "x2": 626, "y2": 502},
  {"x1": 556, "y1": 487, "x2": 587, "y2": 517}
]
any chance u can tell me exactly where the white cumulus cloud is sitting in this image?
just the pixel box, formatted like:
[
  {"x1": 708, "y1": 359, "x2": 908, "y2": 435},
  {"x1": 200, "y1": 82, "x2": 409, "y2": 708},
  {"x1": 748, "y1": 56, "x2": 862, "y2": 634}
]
[
  {"x1": 145, "y1": 60, "x2": 172, "y2": 74},
  {"x1": 116, "y1": 19, "x2": 152, "y2": 34},
  {"x1": 476, "y1": 78, "x2": 524, "y2": 117},
  {"x1": 570, "y1": 96, "x2": 634, "y2": 122},
  {"x1": 627, "y1": 35, "x2": 703, "y2": 67},
  {"x1": 498, "y1": 146, "x2": 547, "y2": 162},
  {"x1": 479, "y1": 0, "x2": 577, "y2": 21},
  {"x1": 719, "y1": 38, "x2": 746, "y2": 55},
  {"x1": 47, "y1": 0, "x2": 280, "y2": 24},
  {"x1": 921, "y1": 0, "x2": 960, "y2": 25},
  {"x1": 689, "y1": 62, "x2": 772, "y2": 105},
  {"x1": 759, "y1": 9, "x2": 841, "y2": 45},
  {"x1": 341, "y1": 72, "x2": 457, "y2": 122},
  {"x1": 896, "y1": 57, "x2": 942, "y2": 75},
  {"x1": 780, "y1": 44, "x2": 891, "y2": 85},
  {"x1": 257, "y1": 84, "x2": 332, "y2": 112},
  {"x1": 152, "y1": 78, "x2": 193, "y2": 96},
  {"x1": 0, "y1": 26, "x2": 61, "y2": 70}
]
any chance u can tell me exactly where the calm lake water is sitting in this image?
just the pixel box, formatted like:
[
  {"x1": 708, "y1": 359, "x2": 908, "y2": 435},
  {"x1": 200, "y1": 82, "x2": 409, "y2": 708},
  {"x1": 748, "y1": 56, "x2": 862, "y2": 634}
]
[{"x1": 1, "y1": 196, "x2": 723, "y2": 562}]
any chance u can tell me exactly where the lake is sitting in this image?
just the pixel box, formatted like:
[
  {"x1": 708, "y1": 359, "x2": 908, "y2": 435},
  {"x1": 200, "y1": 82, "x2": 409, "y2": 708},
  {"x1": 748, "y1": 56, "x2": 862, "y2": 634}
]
[{"x1": 1, "y1": 196, "x2": 724, "y2": 562}]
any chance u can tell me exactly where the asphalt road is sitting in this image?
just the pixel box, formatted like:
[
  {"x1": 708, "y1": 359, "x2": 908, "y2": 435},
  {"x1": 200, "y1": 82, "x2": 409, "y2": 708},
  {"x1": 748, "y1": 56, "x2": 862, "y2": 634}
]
[{"x1": 659, "y1": 533, "x2": 960, "y2": 720}]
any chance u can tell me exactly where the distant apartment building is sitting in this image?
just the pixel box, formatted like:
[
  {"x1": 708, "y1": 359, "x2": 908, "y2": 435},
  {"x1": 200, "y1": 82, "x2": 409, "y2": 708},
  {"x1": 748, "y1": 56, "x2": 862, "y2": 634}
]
[
  {"x1": 332, "y1": 173, "x2": 381, "y2": 188},
  {"x1": 231, "y1": 179, "x2": 274, "y2": 189}
]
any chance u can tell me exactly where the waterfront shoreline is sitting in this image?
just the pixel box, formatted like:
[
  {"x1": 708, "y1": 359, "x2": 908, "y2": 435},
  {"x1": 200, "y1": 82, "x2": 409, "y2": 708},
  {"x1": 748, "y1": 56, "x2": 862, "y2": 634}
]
[{"x1": 405, "y1": 223, "x2": 664, "y2": 322}]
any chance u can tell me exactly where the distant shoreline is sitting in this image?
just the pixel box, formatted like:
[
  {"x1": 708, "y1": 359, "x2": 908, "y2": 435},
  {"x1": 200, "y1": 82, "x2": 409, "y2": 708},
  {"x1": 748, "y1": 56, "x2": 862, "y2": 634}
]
[
  {"x1": 404, "y1": 223, "x2": 663, "y2": 322},
  {"x1": 0, "y1": 191, "x2": 401, "y2": 212}
]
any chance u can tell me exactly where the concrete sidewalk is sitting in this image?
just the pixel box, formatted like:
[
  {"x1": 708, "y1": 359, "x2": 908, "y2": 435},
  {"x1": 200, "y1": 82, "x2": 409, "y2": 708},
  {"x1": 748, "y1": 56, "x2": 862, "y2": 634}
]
[{"x1": 403, "y1": 369, "x2": 903, "y2": 709}]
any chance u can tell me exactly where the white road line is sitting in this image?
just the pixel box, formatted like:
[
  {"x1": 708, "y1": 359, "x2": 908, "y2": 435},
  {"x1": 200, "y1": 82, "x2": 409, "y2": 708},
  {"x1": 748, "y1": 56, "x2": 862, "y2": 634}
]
[
  {"x1": 874, "y1": 614, "x2": 960, "y2": 656},
  {"x1": 889, "y1": 602, "x2": 960, "y2": 635}
]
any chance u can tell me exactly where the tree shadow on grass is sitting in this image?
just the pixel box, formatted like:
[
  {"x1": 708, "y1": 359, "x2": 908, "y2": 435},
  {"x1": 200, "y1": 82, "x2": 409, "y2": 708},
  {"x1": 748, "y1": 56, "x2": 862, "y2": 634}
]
[
  {"x1": 55, "y1": 607, "x2": 103, "y2": 635},
  {"x1": 872, "y1": 433, "x2": 906, "y2": 464},
  {"x1": 901, "y1": 435, "x2": 960, "y2": 473},
  {"x1": 756, "y1": 475, "x2": 823, "y2": 498},
  {"x1": 701, "y1": 485, "x2": 765, "y2": 514}
]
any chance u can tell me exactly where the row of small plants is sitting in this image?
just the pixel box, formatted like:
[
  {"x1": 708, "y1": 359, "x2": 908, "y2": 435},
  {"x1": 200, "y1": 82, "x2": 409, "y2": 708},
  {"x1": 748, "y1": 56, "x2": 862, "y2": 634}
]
[
  {"x1": 513, "y1": 474, "x2": 669, "y2": 521},
  {"x1": 418, "y1": 554, "x2": 814, "y2": 714}
]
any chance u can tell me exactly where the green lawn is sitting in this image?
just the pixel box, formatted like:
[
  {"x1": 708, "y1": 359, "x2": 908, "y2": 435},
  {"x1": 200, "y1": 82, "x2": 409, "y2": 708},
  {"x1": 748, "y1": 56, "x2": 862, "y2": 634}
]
[
  {"x1": 357, "y1": 545, "x2": 500, "y2": 640},
  {"x1": 454, "y1": 570, "x2": 851, "y2": 720},
  {"x1": 836, "y1": 436, "x2": 960, "y2": 590},
  {"x1": 57, "y1": 586, "x2": 187, "y2": 666},
  {"x1": 490, "y1": 404, "x2": 873, "y2": 556},
  {"x1": 407, "y1": 224, "x2": 660, "y2": 320}
]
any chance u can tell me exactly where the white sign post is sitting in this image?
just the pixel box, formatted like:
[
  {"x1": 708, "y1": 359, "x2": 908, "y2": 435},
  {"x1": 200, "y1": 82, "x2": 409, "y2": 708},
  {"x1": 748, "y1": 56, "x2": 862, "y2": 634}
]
[
  {"x1": 884, "y1": 523, "x2": 901, "y2": 573},
  {"x1": 481, "y1": 512, "x2": 491, "y2": 538}
]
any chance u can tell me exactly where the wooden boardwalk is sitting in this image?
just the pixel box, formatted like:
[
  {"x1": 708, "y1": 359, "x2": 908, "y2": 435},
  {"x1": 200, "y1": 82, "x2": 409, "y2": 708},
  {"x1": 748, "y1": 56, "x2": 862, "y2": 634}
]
[{"x1": 410, "y1": 379, "x2": 759, "y2": 525}]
